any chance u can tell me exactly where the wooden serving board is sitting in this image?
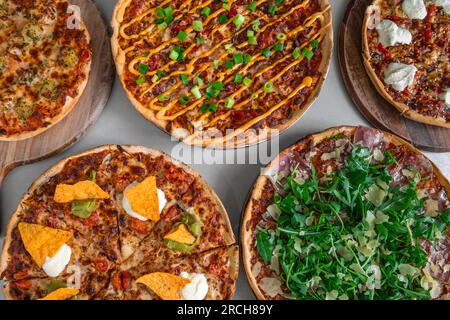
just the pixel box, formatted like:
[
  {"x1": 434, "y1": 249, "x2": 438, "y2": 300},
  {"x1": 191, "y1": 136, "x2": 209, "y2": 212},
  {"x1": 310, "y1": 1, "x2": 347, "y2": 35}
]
[
  {"x1": 339, "y1": 0, "x2": 450, "y2": 152},
  {"x1": 0, "y1": 0, "x2": 114, "y2": 186}
]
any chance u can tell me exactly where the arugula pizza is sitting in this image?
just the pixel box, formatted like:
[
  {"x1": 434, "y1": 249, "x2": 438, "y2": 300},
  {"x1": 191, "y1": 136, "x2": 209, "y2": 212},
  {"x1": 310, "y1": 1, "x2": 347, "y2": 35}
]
[
  {"x1": 242, "y1": 126, "x2": 450, "y2": 300},
  {"x1": 363, "y1": 0, "x2": 449, "y2": 127},
  {"x1": 0, "y1": 145, "x2": 237, "y2": 300},
  {"x1": 0, "y1": 0, "x2": 92, "y2": 140},
  {"x1": 111, "y1": 0, "x2": 333, "y2": 147}
]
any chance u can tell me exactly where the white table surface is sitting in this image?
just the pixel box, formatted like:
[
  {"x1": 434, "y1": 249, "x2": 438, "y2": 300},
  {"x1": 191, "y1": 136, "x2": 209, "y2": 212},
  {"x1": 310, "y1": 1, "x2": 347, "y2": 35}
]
[{"x1": 0, "y1": 0, "x2": 449, "y2": 300}]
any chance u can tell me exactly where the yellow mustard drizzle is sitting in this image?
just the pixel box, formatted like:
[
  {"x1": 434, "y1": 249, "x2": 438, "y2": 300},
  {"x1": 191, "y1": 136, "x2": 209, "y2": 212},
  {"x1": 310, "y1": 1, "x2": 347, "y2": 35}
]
[{"x1": 120, "y1": 0, "x2": 329, "y2": 142}]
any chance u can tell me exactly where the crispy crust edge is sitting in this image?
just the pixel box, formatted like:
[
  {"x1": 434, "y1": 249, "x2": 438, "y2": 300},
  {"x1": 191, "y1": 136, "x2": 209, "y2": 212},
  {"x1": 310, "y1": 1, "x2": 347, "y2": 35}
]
[
  {"x1": 111, "y1": 0, "x2": 334, "y2": 148},
  {"x1": 0, "y1": 145, "x2": 236, "y2": 299},
  {"x1": 0, "y1": 1, "x2": 93, "y2": 141},
  {"x1": 241, "y1": 125, "x2": 450, "y2": 300},
  {"x1": 361, "y1": 0, "x2": 450, "y2": 129}
]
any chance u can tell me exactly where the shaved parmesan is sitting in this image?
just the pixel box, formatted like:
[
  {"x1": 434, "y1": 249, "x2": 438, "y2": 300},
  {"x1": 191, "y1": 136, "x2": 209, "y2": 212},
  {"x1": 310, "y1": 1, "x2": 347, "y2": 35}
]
[
  {"x1": 424, "y1": 199, "x2": 439, "y2": 217},
  {"x1": 251, "y1": 262, "x2": 262, "y2": 278},
  {"x1": 259, "y1": 277, "x2": 283, "y2": 298}
]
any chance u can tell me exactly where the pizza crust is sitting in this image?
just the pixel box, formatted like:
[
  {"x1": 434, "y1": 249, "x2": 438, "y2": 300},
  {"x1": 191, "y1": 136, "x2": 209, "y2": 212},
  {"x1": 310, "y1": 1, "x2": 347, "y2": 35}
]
[
  {"x1": 0, "y1": 145, "x2": 236, "y2": 299},
  {"x1": 241, "y1": 126, "x2": 450, "y2": 300},
  {"x1": 0, "y1": 1, "x2": 93, "y2": 141},
  {"x1": 111, "y1": 0, "x2": 333, "y2": 148},
  {"x1": 362, "y1": 0, "x2": 450, "y2": 128}
]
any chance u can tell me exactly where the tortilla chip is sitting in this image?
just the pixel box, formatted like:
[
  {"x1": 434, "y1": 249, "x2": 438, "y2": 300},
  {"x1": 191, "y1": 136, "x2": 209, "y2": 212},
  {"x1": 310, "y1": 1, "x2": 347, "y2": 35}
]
[
  {"x1": 54, "y1": 180, "x2": 109, "y2": 203},
  {"x1": 38, "y1": 288, "x2": 79, "y2": 300},
  {"x1": 18, "y1": 222, "x2": 72, "y2": 267},
  {"x1": 124, "y1": 176, "x2": 160, "y2": 221},
  {"x1": 164, "y1": 224, "x2": 196, "y2": 244},
  {"x1": 136, "y1": 272, "x2": 191, "y2": 300}
]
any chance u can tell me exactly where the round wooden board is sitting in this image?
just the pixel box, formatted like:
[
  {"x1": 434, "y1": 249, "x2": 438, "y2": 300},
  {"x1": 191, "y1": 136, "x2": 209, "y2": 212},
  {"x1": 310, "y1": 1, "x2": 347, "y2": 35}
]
[
  {"x1": 0, "y1": 0, "x2": 114, "y2": 184},
  {"x1": 339, "y1": 0, "x2": 450, "y2": 152}
]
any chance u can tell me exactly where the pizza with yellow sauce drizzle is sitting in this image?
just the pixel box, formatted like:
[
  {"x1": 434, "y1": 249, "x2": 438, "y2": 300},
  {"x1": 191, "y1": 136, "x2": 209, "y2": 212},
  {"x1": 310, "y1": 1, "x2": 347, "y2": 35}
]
[
  {"x1": 112, "y1": 0, "x2": 333, "y2": 148},
  {"x1": 0, "y1": 0, "x2": 92, "y2": 141}
]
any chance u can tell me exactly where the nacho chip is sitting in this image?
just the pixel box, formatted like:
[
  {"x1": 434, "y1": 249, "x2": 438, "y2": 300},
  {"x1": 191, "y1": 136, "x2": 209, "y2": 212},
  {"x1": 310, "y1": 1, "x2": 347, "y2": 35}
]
[
  {"x1": 136, "y1": 272, "x2": 191, "y2": 300},
  {"x1": 164, "y1": 224, "x2": 196, "y2": 245},
  {"x1": 124, "y1": 176, "x2": 160, "y2": 221},
  {"x1": 38, "y1": 288, "x2": 79, "y2": 300},
  {"x1": 18, "y1": 222, "x2": 72, "y2": 267},
  {"x1": 54, "y1": 180, "x2": 109, "y2": 203}
]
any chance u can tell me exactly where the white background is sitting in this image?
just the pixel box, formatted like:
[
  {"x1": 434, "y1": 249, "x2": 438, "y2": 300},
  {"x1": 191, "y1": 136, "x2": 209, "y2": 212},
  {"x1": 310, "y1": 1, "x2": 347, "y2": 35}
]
[{"x1": 0, "y1": 0, "x2": 448, "y2": 300}]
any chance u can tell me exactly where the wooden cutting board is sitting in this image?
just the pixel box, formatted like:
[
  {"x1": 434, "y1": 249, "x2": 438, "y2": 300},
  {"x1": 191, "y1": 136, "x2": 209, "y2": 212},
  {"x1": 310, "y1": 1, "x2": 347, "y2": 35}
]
[
  {"x1": 339, "y1": 0, "x2": 450, "y2": 152},
  {"x1": 0, "y1": 0, "x2": 114, "y2": 186}
]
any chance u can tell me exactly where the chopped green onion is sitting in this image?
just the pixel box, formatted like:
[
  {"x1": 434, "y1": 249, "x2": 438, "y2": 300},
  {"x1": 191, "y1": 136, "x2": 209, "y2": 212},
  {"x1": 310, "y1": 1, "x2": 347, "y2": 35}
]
[
  {"x1": 302, "y1": 48, "x2": 314, "y2": 60},
  {"x1": 158, "y1": 95, "x2": 169, "y2": 102},
  {"x1": 136, "y1": 75, "x2": 145, "y2": 85},
  {"x1": 180, "y1": 74, "x2": 189, "y2": 85},
  {"x1": 277, "y1": 33, "x2": 286, "y2": 41},
  {"x1": 233, "y1": 53, "x2": 243, "y2": 65},
  {"x1": 137, "y1": 63, "x2": 148, "y2": 75},
  {"x1": 252, "y1": 20, "x2": 261, "y2": 32},
  {"x1": 196, "y1": 37, "x2": 205, "y2": 45},
  {"x1": 194, "y1": 76, "x2": 204, "y2": 86},
  {"x1": 191, "y1": 86, "x2": 202, "y2": 99},
  {"x1": 248, "y1": 36, "x2": 257, "y2": 45},
  {"x1": 225, "y1": 60, "x2": 234, "y2": 69},
  {"x1": 292, "y1": 47, "x2": 301, "y2": 59},
  {"x1": 251, "y1": 92, "x2": 259, "y2": 99},
  {"x1": 157, "y1": 22, "x2": 167, "y2": 30},
  {"x1": 179, "y1": 96, "x2": 190, "y2": 105},
  {"x1": 268, "y1": 5, "x2": 277, "y2": 15},
  {"x1": 177, "y1": 31, "x2": 187, "y2": 41},
  {"x1": 225, "y1": 43, "x2": 234, "y2": 54},
  {"x1": 201, "y1": 7, "x2": 211, "y2": 17},
  {"x1": 225, "y1": 98, "x2": 235, "y2": 109},
  {"x1": 213, "y1": 59, "x2": 220, "y2": 69},
  {"x1": 247, "y1": 30, "x2": 255, "y2": 37},
  {"x1": 311, "y1": 39, "x2": 319, "y2": 48},
  {"x1": 244, "y1": 53, "x2": 252, "y2": 64},
  {"x1": 205, "y1": 82, "x2": 224, "y2": 99},
  {"x1": 193, "y1": 20, "x2": 203, "y2": 32},
  {"x1": 201, "y1": 103, "x2": 218, "y2": 113},
  {"x1": 234, "y1": 74, "x2": 243, "y2": 83},
  {"x1": 273, "y1": 42, "x2": 284, "y2": 51},
  {"x1": 154, "y1": 6, "x2": 173, "y2": 27},
  {"x1": 248, "y1": 1, "x2": 257, "y2": 12},
  {"x1": 222, "y1": 3, "x2": 231, "y2": 11},
  {"x1": 263, "y1": 81, "x2": 274, "y2": 93},
  {"x1": 151, "y1": 75, "x2": 159, "y2": 83},
  {"x1": 218, "y1": 14, "x2": 228, "y2": 24},
  {"x1": 156, "y1": 70, "x2": 166, "y2": 78},
  {"x1": 262, "y1": 48, "x2": 271, "y2": 58},
  {"x1": 169, "y1": 49, "x2": 179, "y2": 61},
  {"x1": 233, "y1": 14, "x2": 245, "y2": 28},
  {"x1": 243, "y1": 77, "x2": 253, "y2": 86}
]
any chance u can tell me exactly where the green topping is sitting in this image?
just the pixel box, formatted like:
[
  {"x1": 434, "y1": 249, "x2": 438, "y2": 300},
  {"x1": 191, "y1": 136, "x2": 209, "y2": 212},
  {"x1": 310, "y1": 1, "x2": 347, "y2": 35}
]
[
  {"x1": 201, "y1": 103, "x2": 218, "y2": 113},
  {"x1": 201, "y1": 6, "x2": 211, "y2": 17},
  {"x1": 192, "y1": 20, "x2": 203, "y2": 32},
  {"x1": 191, "y1": 86, "x2": 202, "y2": 99},
  {"x1": 47, "y1": 280, "x2": 67, "y2": 294},
  {"x1": 164, "y1": 211, "x2": 202, "y2": 252},
  {"x1": 151, "y1": 75, "x2": 159, "y2": 83},
  {"x1": 248, "y1": 1, "x2": 257, "y2": 12},
  {"x1": 263, "y1": 81, "x2": 274, "y2": 93},
  {"x1": 277, "y1": 33, "x2": 287, "y2": 41},
  {"x1": 157, "y1": 95, "x2": 169, "y2": 102},
  {"x1": 137, "y1": 63, "x2": 148, "y2": 75},
  {"x1": 268, "y1": 5, "x2": 277, "y2": 15},
  {"x1": 196, "y1": 37, "x2": 206, "y2": 45},
  {"x1": 248, "y1": 36, "x2": 257, "y2": 45},
  {"x1": 292, "y1": 47, "x2": 301, "y2": 59},
  {"x1": 169, "y1": 50, "x2": 179, "y2": 61},
  {"x1": 244, "y1": 53, "x2": 252, "y2": 64},
  {"x1": 71, "y1": 171, "x2": 97, "y2": 219},
  {"x1": 262, "y1": 48, "x2": 272, "y2": 58},
  {"x1": 233, "y1": 14, "x2": 245, "y2": 28},
  {"x1": 179, "y1": 96, "x2": 190, "y2": 105},
  {"x1": 222, "y1": 3, "x2": 231, "y2": 11},
  {"x1": 177, "y1": 31, "x2": 188, "y2": 41},
  {"x1": 225, "y1": 60, "x2": 234, "y2": 69},
  {"x1": 180, "y1": 74, "x2": 189, "y2": 85},
  {"x1": 218, "y1": 14, "x2": 228, "y2": 24},
  {"x1": 225, "y1": 98, "x2": 235, "y2": 109},
  {"x1": 136, "y1": 75, "x2": 146, "y2": 85},
  {"x1": 243, "y1": 77, "x2": 253, "y2": 86},
  {"x1": 154, "y1": 6, "x2": 174, "y2": 28},
  {"x1": 256, "y1": 144, "x2": 450, "y2": 300},
  {"x1": 205, "y1": 82, "x2": 223, "y2": 99},
  {"x1": 233, "y1": 53, "x2": 244, "y2": 65},
  {"x1": 273, "y1": 42, "x2": 284, "y2": 51},
  {"x1": 302, "y1": 47, "x2": 314, "y2": 60},
  {"x1": 252, "y1": 20, "x2": 261, "y2": 32},
  {"x1": 169, "y1": 46, "x2": 184, "y2": 61},
  {"x1": 234, "y1": 74, "x2": 243, "y2": 83},
  {"x1": 194, "y1": 75, "x2": 204, "y2": 86},
  {"x1": 311, "y1": 39, "x2": 319, "y2": 49}
]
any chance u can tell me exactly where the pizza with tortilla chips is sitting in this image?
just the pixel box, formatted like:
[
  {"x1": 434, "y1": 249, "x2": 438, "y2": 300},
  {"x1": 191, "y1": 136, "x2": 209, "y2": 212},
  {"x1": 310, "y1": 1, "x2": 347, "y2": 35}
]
[
  {"x1": 0, "y1": 0, "x2": 92, "y2": 140},
  {"x1": 0, "y1": 145, "x2": 237, "y2": 300},
  {"x1": 111, "y1": 0, "x2": 333, "y2": 147},
  {"x1": 242, "y1": 126, "x2": 450, "y2": 299}
]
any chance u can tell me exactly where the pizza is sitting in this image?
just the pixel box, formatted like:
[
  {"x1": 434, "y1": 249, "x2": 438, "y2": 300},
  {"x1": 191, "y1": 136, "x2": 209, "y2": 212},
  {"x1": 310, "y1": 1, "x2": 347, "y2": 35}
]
[
  {"x1": 111, "y1": 0, "x2": 333, "y2": 148},
  {"x1": 363, "y1": 0, "x2": 449, "y2": 128},
  {"x1": 0, "y1": 145, "x2": 237, "y2": 300},
  {"x1": 242, "y1": 126, "x2": 450, "y2": 300},
  {"x1": 0, "y1": 0, "x2": 92, "y2": 141}
]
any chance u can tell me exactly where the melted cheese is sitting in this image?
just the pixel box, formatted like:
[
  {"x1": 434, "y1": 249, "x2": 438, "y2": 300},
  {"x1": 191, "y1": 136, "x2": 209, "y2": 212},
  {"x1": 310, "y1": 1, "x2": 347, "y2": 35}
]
[
  {"x1": 402, "y1": 0, "x2": 428, "y2": 20},
  {"x1": 383, "y1": 63, "x2": 417, "y2": 92}
]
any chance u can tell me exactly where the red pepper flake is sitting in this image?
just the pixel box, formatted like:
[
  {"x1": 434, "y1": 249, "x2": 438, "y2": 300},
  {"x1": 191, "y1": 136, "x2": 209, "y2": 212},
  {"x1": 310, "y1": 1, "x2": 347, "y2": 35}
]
[{"x1": 377, "y1": 43, "x2": 390, "y2": 59}]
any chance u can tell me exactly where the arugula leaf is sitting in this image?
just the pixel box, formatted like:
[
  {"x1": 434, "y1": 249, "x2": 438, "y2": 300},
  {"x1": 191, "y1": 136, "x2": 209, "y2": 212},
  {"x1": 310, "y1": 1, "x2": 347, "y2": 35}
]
[{"x1": 256, "y1": 229, "x2": 274, "y2": 263}]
